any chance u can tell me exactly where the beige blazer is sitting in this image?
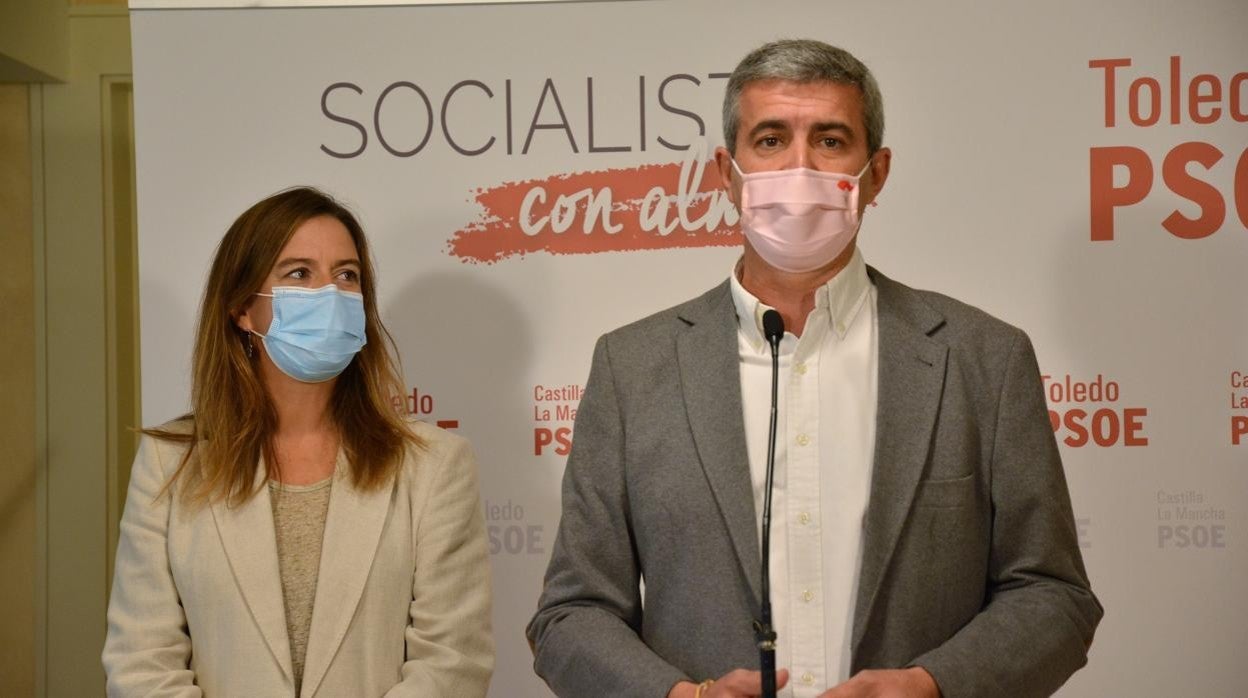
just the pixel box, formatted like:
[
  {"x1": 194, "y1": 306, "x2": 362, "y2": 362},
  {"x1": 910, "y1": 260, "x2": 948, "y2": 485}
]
[{"x1": 103, "y1": 419, "x2": 493, "y2": 697}]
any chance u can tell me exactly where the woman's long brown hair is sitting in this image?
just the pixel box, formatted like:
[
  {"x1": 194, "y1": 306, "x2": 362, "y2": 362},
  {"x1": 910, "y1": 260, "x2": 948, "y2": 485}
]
[{"x1": 146, "y1": 187, "x2": 421, "y2": 507}]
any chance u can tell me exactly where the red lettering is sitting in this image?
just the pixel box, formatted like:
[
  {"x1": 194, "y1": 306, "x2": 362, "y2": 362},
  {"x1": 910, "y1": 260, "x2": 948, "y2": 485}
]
[
  {"x1": 1233, "y1": 416, "x2": 1248, "y2": 445},
  {"x1": 1232, "y1": 73, "x2": 1248, "y2": 122},
  {"x1": 1237, "y1": 148, "x2": 1248, "y2": 230},
  {"x1": 405, "y1": 387, "x2": 434, "y2": 415},
  {"x1": 1063, "y1": 409, "x2": 1090, "y2": 447},
  {"x1": 534, "y1": 428, "x2": 553, "y2": 455},
  {"x1": 1053, "y1": 407, "x2": 1148, "y2": 447},
  {"x1": 555, "y1": 427, "x2": 572, "y2": 455},
  {"x1": 1072, "y1": 381, "x2": 1087, "y2": 402},
  {"x1": 1123, "y1": 408, "x2": 1149, "y2": 446},
  {"x1": 1091, "y1": 408, "x2": 1120, "y2": 447},
  {"x1": 1105, "y1": 380, "x2": 1120, "y2": 402},
  {"x1": 1092, "y1": 59, "x2": 1246, "y2": 127},
  {"x1": 1090, "y1": 58, "x2": 1132, "y2": 127},
  {"x1": 1161, "y1": 142, "x2": 1225, "y2": 239},
  {"x1": 1129, "y1": 77, "x2": 1162, "y2": 126},
  {"x1": 1090, "y1": 146, "x2": 1152, "y2": 241},
  {"x1": 535, "y1": 427, "x2": 573, "y2": 455},
  {"x1": 1169, "y1": 56, "x2": 1182, "y2": 125},
  {"x1": 1189, "y1": 74, "x2": 1222, "y2": 124}
]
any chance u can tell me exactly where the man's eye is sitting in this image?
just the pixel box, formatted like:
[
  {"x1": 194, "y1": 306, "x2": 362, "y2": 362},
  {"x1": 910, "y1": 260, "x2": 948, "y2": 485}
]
[
  {"x1": 758, "y1": 135, "x2": 780, "y2": 148},
  {"x1": 822, "y1": 137, "x2": 841, "y2": 148}
]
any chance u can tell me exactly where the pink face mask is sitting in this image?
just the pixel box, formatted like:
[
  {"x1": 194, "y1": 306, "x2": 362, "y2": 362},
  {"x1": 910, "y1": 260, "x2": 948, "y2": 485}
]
[{"x1": 732, "y1": 159, "x2": 871, "y2": 273}]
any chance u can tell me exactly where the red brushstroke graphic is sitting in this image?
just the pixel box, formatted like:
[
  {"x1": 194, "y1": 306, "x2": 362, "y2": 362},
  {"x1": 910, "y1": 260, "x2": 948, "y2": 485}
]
[{"x1": 446, "y1": 156, "x2": 742, "y2": 264}]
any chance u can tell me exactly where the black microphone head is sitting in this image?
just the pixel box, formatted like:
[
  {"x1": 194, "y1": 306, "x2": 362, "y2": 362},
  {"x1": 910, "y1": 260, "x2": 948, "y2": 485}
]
[{"x1": 762, "y1": 309, "x2": 785, "y2": 345}]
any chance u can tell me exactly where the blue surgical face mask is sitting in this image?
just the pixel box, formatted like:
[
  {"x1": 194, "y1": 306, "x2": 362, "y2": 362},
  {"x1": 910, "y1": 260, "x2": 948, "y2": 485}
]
[{"x1": 252, "y1": 284, "x2": 367, "y2": 383}]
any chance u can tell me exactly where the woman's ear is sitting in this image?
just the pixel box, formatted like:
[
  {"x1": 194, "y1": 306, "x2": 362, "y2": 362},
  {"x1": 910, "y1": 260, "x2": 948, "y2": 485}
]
[{"x1": 232, "y1": 300, "x2": 255, "y2": 334}]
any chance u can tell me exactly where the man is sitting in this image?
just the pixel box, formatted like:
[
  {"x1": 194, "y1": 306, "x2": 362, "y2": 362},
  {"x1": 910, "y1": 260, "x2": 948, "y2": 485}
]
[{"x1": 527, "y1": 39, "x2": 1101, "y2": 698}]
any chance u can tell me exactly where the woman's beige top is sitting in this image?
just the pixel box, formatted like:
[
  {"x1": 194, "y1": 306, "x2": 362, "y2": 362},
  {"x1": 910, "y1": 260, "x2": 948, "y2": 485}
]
[{"x1": 269, "y1": 476, "x2": 333, "y2": 694}]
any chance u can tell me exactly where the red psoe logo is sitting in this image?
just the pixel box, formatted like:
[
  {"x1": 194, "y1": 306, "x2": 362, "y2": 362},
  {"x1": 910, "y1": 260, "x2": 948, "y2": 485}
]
[{"x1": 1087, "y1": 56, "x2": 1248, "y2": 241}]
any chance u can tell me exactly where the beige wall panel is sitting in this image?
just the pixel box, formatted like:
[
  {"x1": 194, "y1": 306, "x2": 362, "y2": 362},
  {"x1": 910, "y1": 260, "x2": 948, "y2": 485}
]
[
  {"x1": 103, "y1": 77, "x2": 140, "y2": 583},
  {"x1": 39, "y1": 12, "x2": 132, "y2": 696},
  {"x1": 0, "y1": 83, "x2": 37, "y2": 698},
  {"x1": 0, "y1": 0, "x2": 69, "y2": 82}
]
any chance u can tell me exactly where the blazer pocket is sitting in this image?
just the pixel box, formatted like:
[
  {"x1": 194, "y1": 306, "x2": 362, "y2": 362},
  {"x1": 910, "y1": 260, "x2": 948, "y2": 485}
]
[{"x1": 913, "y1": 472, "x2": 975, "y2": 509}]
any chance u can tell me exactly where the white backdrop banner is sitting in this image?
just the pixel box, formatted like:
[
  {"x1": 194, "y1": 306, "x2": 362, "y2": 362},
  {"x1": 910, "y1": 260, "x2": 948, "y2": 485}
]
[{"x1": 130, "y1": 1, "x2": 1247, "y2": 696}]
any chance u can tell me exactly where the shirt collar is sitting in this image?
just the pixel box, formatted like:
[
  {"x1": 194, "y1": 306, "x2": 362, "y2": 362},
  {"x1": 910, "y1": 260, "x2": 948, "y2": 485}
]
[{"x1": 729, "y1": 247, "x2": 872, "y2": 353}]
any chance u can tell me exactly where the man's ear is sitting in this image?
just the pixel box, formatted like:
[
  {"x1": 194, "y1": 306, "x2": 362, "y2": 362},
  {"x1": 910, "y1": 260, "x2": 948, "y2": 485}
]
[
  {"x1": 714, "y1": 145, "x2": 739, "y2": 207},
  {"x1": 863, "y1": 146, "x2": 892, "y2": 206}
]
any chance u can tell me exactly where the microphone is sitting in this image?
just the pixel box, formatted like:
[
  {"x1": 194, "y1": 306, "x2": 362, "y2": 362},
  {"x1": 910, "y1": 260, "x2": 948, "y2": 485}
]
[
  {"x1": 762, "y1": 310, "x2": 785, "y2": 347},
  {"x1": 755, "y1": 309, "x2": 784, "y2": 698}
]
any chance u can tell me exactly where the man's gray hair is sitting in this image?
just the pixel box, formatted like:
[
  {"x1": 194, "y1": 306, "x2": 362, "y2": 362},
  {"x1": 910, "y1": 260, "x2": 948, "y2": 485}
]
[{"x1": 722, "y1": 39, "x2": 885, "y2": 155}]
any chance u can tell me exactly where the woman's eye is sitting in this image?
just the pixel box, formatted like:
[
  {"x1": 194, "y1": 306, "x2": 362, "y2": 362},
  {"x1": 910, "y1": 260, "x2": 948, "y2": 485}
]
[
  {"x1": 338, "y1": 269, "x2": 360, "y2": 282},
  {"x1": 287, "y1": 268, "x2": 307, "y2": 279}
]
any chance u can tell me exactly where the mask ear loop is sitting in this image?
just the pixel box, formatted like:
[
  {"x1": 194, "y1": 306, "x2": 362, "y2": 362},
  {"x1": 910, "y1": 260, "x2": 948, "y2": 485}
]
[
  {"x1": 248, "y1": 290, "x2": 275, "y2": 342},
  {"x1": 239, "y1": 290, "x2": 275, "y2": 359},
  {"x1": 859, "y1": 155, "x2": 880, "y2": 208}
]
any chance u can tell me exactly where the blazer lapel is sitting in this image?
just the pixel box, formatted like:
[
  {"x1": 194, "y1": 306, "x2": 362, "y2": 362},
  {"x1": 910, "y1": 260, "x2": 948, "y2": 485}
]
[
  {"x1": 299, "y1": 450, "x2": 394, "y2": 698},
  {"x1": 210, "y1": 460, "x2": 294, "y2": 682},
  {"x1": 676, "y1": 281, "x2": 763, "y2": 608},
  {"x1": 852, "y1": 269, "x2": 949, "y2": 650}
]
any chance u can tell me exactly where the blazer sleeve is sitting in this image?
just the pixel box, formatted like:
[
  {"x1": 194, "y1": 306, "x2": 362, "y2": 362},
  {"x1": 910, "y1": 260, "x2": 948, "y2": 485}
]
[
  {"x1": 385, "y1": 431, "x2": 495, "y2": 698},
  {"x1": 102, "y1": 436, "x2": 203, "y2": 697},
  {"x1": 526, "y1": 335, "x2": 690, "y2": 698},
  {"x1": 910, "y1": 331, "x2": 1104, "y2": 698}
]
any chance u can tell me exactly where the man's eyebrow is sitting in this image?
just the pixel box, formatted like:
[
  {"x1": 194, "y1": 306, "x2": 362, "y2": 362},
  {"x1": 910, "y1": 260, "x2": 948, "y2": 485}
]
[
  {"x1": 747, "y1": 119, "x2": 791, "y2": 138},
  {"x1": 746, "y1": 120, "x2": 856, "y2": 139},
  {"x1": 811, "y1": 120, "x2": 854, "y2": 135}
]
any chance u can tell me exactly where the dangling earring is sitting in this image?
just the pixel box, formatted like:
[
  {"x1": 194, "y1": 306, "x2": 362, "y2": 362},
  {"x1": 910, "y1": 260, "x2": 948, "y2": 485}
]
[{"x1": 244, "y1": 331, "x2": 255, "y2": 359}]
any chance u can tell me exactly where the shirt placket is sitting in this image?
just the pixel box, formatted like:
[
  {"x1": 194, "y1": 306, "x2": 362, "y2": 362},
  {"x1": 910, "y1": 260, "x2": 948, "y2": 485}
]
[{"x1": 786, "y1": 328, "x2": 825, "y2": 696}]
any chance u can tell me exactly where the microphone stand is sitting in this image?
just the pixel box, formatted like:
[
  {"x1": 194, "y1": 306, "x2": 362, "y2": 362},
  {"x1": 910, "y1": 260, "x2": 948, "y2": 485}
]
[{"x1": 755, "y1": 310, "x2": 784, "y2": 698}]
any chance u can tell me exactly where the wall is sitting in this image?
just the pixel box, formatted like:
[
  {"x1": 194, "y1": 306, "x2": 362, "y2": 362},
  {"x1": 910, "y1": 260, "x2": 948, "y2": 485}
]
[
  {"x1": 0, "y1": 0, "x2": 135, "y2": 694},
  {"x1": 0, "y1": 82, "x2": 37, "y2": 698}
]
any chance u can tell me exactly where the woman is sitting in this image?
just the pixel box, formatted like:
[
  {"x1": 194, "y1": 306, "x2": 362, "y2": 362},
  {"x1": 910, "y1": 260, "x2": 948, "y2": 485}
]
[{"x1": 103, "y1": 187, "x2": 493, "y2": 696}]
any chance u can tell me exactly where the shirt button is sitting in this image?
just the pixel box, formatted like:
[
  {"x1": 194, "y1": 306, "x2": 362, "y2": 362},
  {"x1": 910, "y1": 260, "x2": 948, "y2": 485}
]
[
  {"x1": 798, "y1": 512, "x2": 811, "y2": 525},
  {"x1": 795, "y1": 361, "x2": 807, "y2": 375},
  {"x1": 802, "y1": 589, "x2": 814, "y2": 602},
  {"x1": 802, "y1": 672, "x2": 814, "y2": 685},
  {"x1": 796, "y1": 433, "x2": 810, "y2": 447}
]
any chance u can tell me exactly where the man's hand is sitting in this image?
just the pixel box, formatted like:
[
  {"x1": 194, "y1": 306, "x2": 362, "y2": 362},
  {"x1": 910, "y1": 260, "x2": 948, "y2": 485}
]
[
  {"x1": 818, "y1": 667, "x2": 940, "y2": 698},
  {"x1": 667, "y1": 668, "x2": 791, "y2": 698}
]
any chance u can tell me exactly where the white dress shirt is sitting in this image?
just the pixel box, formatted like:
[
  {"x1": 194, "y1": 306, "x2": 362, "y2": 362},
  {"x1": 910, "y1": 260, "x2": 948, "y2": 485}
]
[{"x1": 730, "y1": 247, "x2": 879, "y2": 696}]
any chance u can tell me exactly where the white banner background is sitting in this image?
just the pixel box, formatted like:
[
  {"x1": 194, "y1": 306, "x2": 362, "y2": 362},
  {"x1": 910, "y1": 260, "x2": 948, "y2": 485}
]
[{"x1": 131, "y1": 1, "x2": 1248, "y2": 695}]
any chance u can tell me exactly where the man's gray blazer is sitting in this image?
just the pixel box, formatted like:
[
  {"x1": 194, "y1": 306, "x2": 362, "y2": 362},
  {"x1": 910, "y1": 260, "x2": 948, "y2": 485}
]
[{"x1": 527, "y1": 267, "x2": 1102, "y2": 698}]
